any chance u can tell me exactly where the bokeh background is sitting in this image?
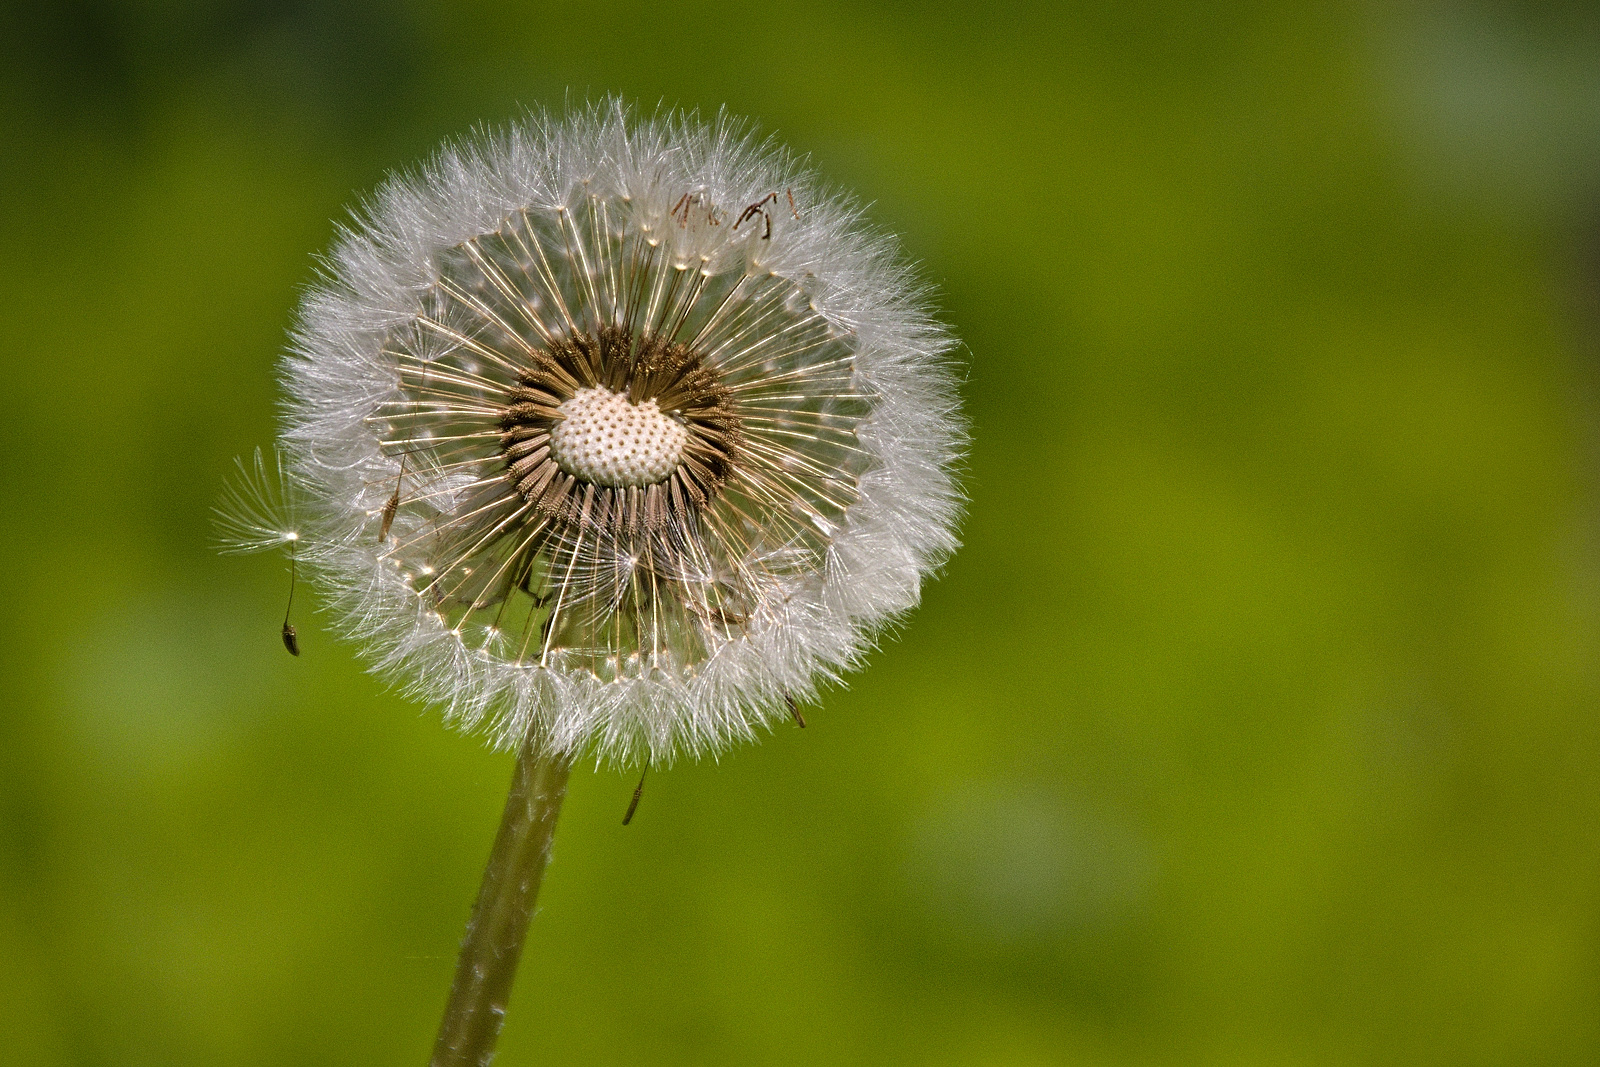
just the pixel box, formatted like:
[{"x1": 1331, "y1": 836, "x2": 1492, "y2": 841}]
[{"x1": 5, "y1": 1, "x2": 1600, "y2": 1064}]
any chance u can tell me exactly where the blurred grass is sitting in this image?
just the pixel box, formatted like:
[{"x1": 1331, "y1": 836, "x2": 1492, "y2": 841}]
[{"x1": 3, "y1": 0, "x2": 1600, "y2": 1064}]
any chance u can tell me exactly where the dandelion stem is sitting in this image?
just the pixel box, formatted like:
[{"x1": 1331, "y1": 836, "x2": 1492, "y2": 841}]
[{"x1": 429, "y1": 740, "x2": 572, "y2": 1067}]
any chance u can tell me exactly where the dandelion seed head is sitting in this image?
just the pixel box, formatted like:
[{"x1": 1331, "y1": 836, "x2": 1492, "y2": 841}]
[{"x1": 226, "y1": 99, "x2": 966, "y2": 765}]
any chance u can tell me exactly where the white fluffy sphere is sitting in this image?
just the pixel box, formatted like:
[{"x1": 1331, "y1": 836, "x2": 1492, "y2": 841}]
[{"x1": 259, "y1": 100, "x2": 965, "y2": 764}]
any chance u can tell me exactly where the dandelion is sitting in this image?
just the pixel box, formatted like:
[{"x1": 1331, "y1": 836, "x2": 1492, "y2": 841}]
[{"x1": 222, "y1": 100, "x2": 964, "y2": 1065}]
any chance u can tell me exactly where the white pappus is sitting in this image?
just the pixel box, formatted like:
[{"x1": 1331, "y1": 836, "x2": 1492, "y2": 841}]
[{"x1": 222, "y1": 100, "x2": 966, "y2": 766}]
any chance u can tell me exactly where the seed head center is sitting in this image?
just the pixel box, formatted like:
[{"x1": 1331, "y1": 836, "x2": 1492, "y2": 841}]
[{"x1": 548, "y1": 386, "x2": 689, "y2": 488}]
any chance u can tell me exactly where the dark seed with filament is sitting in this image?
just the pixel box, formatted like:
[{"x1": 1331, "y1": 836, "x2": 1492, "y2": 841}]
[
  {"x1": 282, "y1": 539, "x2": 300, "y2": 655},
  {"x1": 622, "y1": 765, "x2": 648, "y2": 825},
  {"x1": 379, "y1": 454, "x2": 407, "y2": 543}
]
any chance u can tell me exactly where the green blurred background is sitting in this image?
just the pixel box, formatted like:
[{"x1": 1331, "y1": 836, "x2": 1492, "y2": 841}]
[{"x1": 5, "y1": 1, "x2": 1600, "y2": 1064}]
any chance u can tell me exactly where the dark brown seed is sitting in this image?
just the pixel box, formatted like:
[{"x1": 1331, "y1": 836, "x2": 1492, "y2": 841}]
[
  {"x1": 379, "y1": 454, "x2": 408, "y2": 543},
  {"x1": 622, "y1": 766, "x2": 648, "y2": 825}
]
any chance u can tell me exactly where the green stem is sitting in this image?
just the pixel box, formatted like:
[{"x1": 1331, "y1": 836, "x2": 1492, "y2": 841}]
[{"x1": 429, "y1": 740, "x2": 572, "y2": 1067}]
